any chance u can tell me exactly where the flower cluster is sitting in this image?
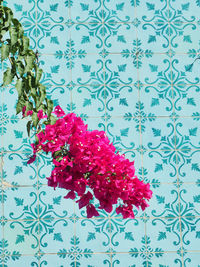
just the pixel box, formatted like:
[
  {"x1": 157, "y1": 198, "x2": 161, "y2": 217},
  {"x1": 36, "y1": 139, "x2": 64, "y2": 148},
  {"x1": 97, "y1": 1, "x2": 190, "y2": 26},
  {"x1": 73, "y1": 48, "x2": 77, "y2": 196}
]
[{"x1": 29, "y1": 106, "x2": 152, "y2": 219}]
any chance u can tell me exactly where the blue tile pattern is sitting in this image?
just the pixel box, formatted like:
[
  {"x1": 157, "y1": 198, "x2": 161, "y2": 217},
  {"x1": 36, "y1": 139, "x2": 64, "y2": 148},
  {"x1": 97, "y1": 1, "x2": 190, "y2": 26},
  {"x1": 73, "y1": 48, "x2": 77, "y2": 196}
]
[{"x1": 1, "y1": 0, "x2": 200, "y2": 266}]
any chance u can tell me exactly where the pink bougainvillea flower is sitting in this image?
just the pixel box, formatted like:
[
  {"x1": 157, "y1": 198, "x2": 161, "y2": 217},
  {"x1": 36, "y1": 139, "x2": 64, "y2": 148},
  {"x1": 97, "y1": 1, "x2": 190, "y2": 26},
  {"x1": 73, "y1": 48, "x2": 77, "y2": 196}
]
[
  {"x1": 27, "y1": 154, "x2": 36, "y2": 164},
  {"x1": 29, "y1": 109, "x2": 153, "y2": 219},
  {"x1": 27, "y1": 110, "x2": 33, "y2": 116},
  {"x1": 86, "y1": 204, "x2": 100, "y2": 218},
  {"x1": 52, "y1": 105, "x2": 65, "y2": 117},
  {"x1": 22, "y1": 106, "x2": 26, "y2": 117},
  {"x1": 37, "y1": 109, "x2": 47, "y2": 120}
]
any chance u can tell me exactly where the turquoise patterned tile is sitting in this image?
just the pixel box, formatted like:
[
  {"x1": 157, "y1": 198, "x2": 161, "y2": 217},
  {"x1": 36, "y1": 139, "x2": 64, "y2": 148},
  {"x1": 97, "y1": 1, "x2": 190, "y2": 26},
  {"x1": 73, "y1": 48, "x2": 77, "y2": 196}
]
[
  {"x1": 141, "y1": 117, "x2": 176, "y2": 150},
  {"x1": 4, "y1": 220, "x2": 39, "y2": 255},
  {"x1": 78, "y1": 253, "x2": 112, "y2": 267},
  {"x1": 2, "y1": 0, "x2": 200, "y2": 265},
  {"x1": 3, "y1": 186, "x2": 38, "y2": 219},
  {"x1": 72, "y1": 85, "x2": 106, "y2": 117},
  {"x1": 38, "y1": 186, "x2": 74, "y2": 219},
  {"x1": 3, "y1": 256, "x2": 39, "y2": 267},
  {"x1": 184, "y1": 253, "x2": 200, "y2": 266},
  {"x1": 71, "y1": 54, "x2": 103, "y2": 86},
  {"x1": 105, "y1": 117, "x2": 140, "y2": 151},
  {"x1": 147, "y1": 218, "x2": 182, "y2": 252},
  {"x1": 38, "y1": 219, "x2": 74, "y2": 254},
  {"x1": 39, "y1": 55, "x2": 71, "y2": 86},
  {"x1": 114, "y1": 252, "x2": 149, "y2": 267},
  {"x1": 70, "y1": 23, "x2": 107, "y2": 55},
  {"x1": 2, "y1": 152, "x2": 37, "y2": 186},
  {"x1": 36, "y1": 24, "x2": 70, "y2": 54},
  {"x1": 146, "y1": 183, "x2": 180, "y2": 217},
  {"x1": 40, "y1": 253, "x2": 77, "y2": 267},
  {"x1": 37, "y1": 0, "x2": 69, "y2": 22},
  {"x1": 2, "y1": 119, "x2": 31, "y2": 153},
  {"x1": 75, "y1": 218, "x2": 111, "y2": 252},
  {"x1": 70, "y1": 0, "x2": 101, "y2": 22},
  {"x1": 108, "y1": 218, "x2": 145, "y2": 253}
]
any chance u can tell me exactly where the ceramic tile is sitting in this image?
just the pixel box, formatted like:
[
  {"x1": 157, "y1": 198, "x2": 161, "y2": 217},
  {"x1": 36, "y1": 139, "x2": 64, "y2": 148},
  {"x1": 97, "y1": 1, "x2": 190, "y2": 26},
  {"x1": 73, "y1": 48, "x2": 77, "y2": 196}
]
[{"x1": 1, "y1": 0, "x2": 200, "y2": 266}]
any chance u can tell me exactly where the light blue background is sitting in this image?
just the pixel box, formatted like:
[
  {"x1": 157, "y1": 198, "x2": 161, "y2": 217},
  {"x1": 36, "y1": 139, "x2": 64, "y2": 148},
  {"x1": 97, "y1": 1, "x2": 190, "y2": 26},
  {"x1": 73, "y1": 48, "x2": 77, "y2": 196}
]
[{"x1": 1, "y1": 0, "x2": 200, "y2": 266}]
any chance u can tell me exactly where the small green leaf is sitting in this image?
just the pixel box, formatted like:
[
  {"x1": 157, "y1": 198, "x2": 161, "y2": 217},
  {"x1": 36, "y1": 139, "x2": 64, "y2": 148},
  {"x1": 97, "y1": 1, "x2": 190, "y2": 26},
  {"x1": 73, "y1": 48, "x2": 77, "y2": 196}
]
[
  {"x1": 80, "y1": 3, "x2": 89, "y2": 11},
  {"x1": 148, "y1": 35, "x2": 156, "y2": 43},
  {"x1": 1, "y1": 43, "x2": 10, "y2": 61},
  {"x1": 189, "y1": 127, "x2": 197, "y2": 136},
  {"x1": 149, "y1": 64, "x2": 158, "y2": 72},
  {"x1": 152, "y1": 128, "x2": 161, "y2": 137},
  {"x1": 9, "y1": 26, "x2": 18, "y2": 46},
  {"x1": 26, "y1": 121, "x2": 32, "y2": 136},
  {"x1": 3, "y1": 67, "x2": 15, "y2": 86},
  {"x1": 15, "y1": 79, "x2": 23, "y2": 97}
]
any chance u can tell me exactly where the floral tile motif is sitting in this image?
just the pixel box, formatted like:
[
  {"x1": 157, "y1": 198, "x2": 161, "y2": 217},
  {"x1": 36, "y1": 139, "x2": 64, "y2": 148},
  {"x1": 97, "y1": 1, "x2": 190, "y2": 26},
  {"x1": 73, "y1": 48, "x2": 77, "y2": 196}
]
[{"x1": 2, "y1": 0, "x2": 200, "y2": 266}]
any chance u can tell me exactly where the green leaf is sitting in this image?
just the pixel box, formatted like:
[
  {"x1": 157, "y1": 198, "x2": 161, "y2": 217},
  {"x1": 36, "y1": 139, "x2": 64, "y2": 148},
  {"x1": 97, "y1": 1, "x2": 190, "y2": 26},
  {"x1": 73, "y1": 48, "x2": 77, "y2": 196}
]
[
  {"x1": 54, "y1": 233, "x2": 63, "y2": 242},
  {"x1": 3, "y1": 67, "x2": 15, "y2": 86},
  {"x1": 16, "y1": 60, "x2": 25, "y2": 76},
  {"x1": 1, "y1": 43, "x2": 10, "y2": 61},
  {"x1": 26, "y1": 121, "x2": 32, "y2": 136},
  {"x1": 24, "y1": 53, "x2": 35, "y2": 72},
  {"x1": 22, "y1": 36, "x2": 29, "y2": 54},
  {"x1": 83, "y1": 248, "x2": 93, "y2": 258},
  {"x1": 46, "y1": 99, "x2": 54, "y2": 117},
  {"x1": 9, "y1": 26, "x2": 18, "y2": 46},
  {"x1": 35, "y1": 67, "x2": 43, "y2": 84},
  {"x1": 31, "y1": 112, "x2": 39, "y2": 128},
  {"x1": 15, "y1": 79, "x2": 23, "y2": 97},
  {"x1": 119, "y1": 98, "x2": 128, "y2": 106},
  {"x1": 16, "y1": 98, "x2": 26, "y2": 114}
]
